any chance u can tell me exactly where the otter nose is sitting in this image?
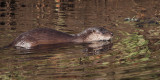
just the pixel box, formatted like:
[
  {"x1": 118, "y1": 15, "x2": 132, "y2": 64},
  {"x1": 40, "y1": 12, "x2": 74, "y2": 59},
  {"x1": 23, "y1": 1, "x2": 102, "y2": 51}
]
[{"x1": 110, "y1": 32, "x2": 113, "y2": 36}]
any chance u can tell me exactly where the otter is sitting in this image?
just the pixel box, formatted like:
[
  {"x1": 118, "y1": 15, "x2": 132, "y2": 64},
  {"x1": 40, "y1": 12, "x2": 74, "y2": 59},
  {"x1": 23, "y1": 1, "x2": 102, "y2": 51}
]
[{"x1": 8, "y1": 27, "x2": 113, "y2": 49}]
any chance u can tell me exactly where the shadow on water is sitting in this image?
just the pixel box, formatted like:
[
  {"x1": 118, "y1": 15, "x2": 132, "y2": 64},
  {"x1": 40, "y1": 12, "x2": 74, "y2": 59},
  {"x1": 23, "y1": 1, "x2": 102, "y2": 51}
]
[{"x1": 0, "y1": 0, "x2": 160, "y2": 80}]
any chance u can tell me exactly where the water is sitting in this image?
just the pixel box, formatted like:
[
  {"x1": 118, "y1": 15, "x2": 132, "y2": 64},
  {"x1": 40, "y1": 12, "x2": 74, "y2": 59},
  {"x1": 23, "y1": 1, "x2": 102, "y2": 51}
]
[{"x1": 0, "y1": 0, "x2": 160, "y2": 80}]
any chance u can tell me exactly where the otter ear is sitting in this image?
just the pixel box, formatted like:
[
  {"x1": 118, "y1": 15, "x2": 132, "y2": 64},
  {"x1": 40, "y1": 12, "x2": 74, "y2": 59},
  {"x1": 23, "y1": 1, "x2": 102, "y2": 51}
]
[
  {"x1": 85, "y1": 29, "x2": 94, "y2": 35},
  {"x1": 92, "y1": 29, "x2": 96, "y2": 32}
]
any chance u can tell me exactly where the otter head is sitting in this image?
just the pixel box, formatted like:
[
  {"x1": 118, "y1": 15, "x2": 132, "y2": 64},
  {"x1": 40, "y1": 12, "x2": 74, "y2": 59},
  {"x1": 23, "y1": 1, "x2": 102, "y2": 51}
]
[{"x1": 76, "y1": 27, "x2": 113, "y2": 42}]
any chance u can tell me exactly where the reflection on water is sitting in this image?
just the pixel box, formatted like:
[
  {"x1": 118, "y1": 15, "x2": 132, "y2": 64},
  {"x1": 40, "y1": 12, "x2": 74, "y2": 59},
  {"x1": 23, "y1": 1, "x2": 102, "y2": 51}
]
[
  {"x1": 0, "y1": 0, "x2": 160, "y2": 80},
  {"x1": 12, "y1": 41, "x2": 112, "y2": 55},
  {"x1": 83, "y1": 41, "x2": 113, "y2": 55}
]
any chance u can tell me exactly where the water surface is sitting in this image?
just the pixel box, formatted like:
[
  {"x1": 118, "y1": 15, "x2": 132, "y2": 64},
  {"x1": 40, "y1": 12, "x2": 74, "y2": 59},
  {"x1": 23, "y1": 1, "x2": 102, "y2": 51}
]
[{"x1": 0, "y1": 0, "x2": 160, "y2": 80}]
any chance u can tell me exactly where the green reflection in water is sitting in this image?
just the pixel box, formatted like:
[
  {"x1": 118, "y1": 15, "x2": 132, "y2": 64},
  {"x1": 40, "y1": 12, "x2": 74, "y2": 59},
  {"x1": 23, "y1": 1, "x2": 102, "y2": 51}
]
[{"x1": 113, "y1": 32, "x2": 150, "y2": 64}]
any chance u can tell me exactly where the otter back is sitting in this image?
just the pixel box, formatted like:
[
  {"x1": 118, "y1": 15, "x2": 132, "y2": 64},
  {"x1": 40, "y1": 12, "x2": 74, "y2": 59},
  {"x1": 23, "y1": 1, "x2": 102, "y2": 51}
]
[{"x1": 12, "y1": 28, "x2": 74, "y2": 49}]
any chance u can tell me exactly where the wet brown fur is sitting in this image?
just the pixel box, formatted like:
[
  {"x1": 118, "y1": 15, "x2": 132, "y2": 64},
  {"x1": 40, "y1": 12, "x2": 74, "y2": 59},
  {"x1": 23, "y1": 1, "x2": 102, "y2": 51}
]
[
  {"x1": 12, "y1": 28, "x2": 75, "y2": 47},
  {"x1": 10, "y1": 27, "x2": 113, "y2": 48}
]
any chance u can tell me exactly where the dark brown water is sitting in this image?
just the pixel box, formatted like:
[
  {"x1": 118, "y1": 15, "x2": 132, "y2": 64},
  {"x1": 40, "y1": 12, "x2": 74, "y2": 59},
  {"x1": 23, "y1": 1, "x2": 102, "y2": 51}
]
[{"x1": 0, "y1": 0, "x2": 160, "y2": 80}]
